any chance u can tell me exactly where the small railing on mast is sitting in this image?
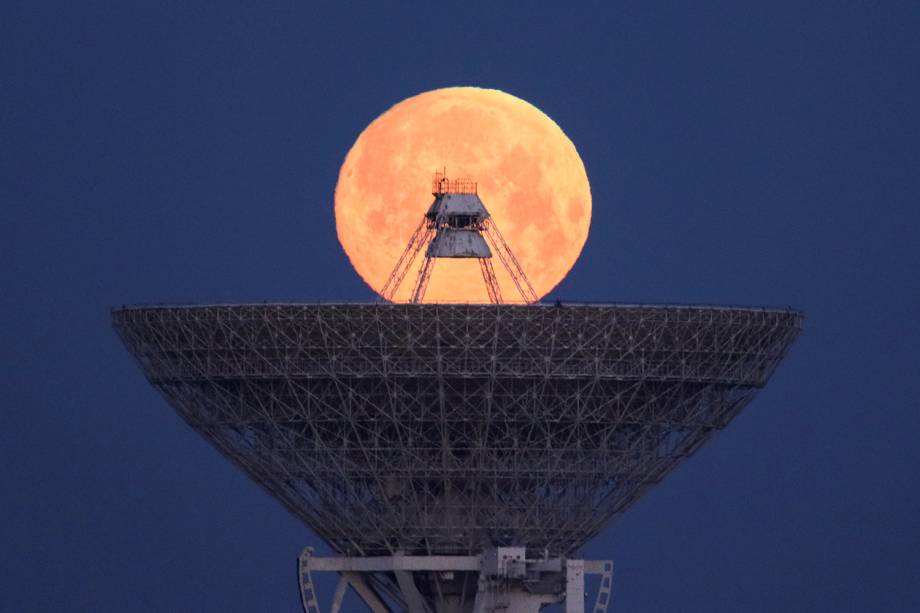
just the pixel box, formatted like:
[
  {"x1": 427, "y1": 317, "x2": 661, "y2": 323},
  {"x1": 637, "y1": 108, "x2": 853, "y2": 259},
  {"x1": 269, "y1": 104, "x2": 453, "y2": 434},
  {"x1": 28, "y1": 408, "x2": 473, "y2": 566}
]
[{"x1": 432, "y1": 168, "x2": 477, "y2": 195}]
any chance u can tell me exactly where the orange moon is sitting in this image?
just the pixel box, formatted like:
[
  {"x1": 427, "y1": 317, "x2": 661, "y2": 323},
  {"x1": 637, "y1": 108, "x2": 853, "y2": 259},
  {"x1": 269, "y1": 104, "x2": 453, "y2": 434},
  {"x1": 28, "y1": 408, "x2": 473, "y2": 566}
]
[{"x1": 335, "y1": 87, "x2": 591, "y2": 303}]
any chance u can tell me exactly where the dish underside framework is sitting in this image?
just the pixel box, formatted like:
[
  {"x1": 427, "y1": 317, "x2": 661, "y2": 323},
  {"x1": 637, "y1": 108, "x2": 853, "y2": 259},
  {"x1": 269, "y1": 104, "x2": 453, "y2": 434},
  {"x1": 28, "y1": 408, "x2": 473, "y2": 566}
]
[{"x1": 113, "y1": 303, "x2": 802, "y2": 612}]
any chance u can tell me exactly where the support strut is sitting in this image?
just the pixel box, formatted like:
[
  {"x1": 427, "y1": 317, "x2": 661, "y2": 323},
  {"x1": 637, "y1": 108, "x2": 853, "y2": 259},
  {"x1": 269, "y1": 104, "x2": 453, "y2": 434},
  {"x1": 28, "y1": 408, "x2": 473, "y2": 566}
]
[
  {"x1": 381, "y1": 219, "x2": 433, "y2": 302},
  {"x1": 479, "y1": 258, "x2": 503, "y2": 304},
  {"x1": 410, "y1": 256, "x2": 436, "y2": 304},
  {"x1": 483, "y1": 220, "x2": 538, "y2": 303}
]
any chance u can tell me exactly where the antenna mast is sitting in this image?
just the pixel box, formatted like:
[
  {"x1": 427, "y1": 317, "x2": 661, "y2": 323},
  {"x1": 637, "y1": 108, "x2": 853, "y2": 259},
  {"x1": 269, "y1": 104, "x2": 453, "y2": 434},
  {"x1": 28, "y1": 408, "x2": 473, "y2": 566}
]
[{"x1": 381, "y1": 169, "x2": 537, "y2": 304}]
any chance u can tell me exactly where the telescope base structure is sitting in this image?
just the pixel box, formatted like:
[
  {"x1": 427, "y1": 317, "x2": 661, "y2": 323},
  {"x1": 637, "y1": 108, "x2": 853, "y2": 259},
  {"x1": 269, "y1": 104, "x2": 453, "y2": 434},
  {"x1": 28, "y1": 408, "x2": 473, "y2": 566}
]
[{"x1": 299, "y1": 547, "x2": 613, "y2": 613}]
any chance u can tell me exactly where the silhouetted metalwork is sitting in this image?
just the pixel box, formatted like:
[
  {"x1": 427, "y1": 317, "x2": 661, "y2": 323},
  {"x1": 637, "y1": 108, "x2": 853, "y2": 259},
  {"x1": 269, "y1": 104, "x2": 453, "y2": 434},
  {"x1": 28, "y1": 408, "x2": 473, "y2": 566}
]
[
  {"x1": 113, "y1": 303, "x2": 802, "y2": 559},
  {"x1": 381, "y1": 171, "x2": 537, "y2": 304}
]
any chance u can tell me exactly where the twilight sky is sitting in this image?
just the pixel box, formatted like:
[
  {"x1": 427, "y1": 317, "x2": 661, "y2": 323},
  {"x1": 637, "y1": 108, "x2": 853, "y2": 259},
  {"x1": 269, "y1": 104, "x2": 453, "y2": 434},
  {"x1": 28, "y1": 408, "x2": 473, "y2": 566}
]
[{"x1": 2, "y1": 2, "x2": 919, "y2": 611}]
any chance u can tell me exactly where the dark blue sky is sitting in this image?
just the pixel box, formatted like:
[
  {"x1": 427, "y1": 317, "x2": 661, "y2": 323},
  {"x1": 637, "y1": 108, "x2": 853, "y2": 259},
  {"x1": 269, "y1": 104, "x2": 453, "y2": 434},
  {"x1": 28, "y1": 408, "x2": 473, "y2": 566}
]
[{"x1": 3, "y1": 2, "x2": 919, "y2": 611}]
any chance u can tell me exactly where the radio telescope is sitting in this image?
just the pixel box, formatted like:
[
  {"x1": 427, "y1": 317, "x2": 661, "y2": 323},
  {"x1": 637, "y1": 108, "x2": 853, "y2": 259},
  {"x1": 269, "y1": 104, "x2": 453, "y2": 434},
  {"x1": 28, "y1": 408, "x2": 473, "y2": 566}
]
[{"x1": 113, "y1": 173, "x2": 802, "y2": 612}]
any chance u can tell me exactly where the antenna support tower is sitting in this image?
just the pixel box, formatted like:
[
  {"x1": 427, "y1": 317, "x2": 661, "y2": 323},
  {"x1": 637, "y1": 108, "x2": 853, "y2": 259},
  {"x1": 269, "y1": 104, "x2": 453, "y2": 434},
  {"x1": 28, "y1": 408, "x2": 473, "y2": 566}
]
[{"x1": 380, "y1": 169, "x2": 538, "y2": 304}]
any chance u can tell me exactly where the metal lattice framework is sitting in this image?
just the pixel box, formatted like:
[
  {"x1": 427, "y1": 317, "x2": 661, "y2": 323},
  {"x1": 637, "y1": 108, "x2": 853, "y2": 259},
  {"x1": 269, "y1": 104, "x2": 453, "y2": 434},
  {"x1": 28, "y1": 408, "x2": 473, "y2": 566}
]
[
  {"x1": 113, "y1": 303, "x2": 801, "y2": 558},
  {"x1": 380, "y1": 170, "x2": 538, "y2": 305}
]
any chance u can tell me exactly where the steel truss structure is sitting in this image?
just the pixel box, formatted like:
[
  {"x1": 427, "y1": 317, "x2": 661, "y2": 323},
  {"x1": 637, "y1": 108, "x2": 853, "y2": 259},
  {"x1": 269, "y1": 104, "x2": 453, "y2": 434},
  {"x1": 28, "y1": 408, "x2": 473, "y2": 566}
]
[
  {"x1": 113, "y1": 303, "x2": 801, "y2": 610},
  {"x1": 380, "y1": 170, "x2": 538, "y2": 305},
  {"x1": 383, "y1": 218, "x2": 536, "y2": 305}
]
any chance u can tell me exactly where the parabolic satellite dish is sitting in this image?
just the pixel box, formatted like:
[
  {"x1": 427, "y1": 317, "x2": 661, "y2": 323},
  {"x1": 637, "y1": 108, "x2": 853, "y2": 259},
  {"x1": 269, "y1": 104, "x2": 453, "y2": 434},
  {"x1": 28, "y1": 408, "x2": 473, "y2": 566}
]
[{"x1": 114, "y1": 88, "x2": 802, "y2": 613}]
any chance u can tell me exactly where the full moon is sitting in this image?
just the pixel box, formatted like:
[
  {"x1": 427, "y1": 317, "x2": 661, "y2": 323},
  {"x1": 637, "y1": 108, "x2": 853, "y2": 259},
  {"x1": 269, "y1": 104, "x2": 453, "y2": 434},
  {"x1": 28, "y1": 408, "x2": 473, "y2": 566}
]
[{"x1": 335, "y1": 87, "x2": 591, "y2": 303}]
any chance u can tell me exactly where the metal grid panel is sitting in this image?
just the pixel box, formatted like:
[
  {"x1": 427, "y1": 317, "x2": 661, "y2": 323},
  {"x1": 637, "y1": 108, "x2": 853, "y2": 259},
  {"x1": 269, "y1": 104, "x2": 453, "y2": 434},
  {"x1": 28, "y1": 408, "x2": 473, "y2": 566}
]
[{"x1": 112, "y1": 303, "x2": 802, "y2": 557}]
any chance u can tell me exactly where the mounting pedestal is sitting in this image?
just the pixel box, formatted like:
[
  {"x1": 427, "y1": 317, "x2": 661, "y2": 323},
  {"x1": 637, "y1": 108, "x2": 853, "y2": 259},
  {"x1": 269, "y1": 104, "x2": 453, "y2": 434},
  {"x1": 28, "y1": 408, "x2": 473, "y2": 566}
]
[{"x1": 299, "y1": 547, "x2": 613, "y2": 613}]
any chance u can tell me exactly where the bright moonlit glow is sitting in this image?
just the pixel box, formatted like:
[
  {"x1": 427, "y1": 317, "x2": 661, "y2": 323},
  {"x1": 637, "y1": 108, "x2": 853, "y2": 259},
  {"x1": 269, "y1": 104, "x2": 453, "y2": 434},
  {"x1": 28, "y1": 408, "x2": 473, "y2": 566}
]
[{"x1": 335, "y1": 87, "x2": 591, "y2": 303}]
